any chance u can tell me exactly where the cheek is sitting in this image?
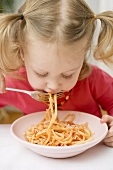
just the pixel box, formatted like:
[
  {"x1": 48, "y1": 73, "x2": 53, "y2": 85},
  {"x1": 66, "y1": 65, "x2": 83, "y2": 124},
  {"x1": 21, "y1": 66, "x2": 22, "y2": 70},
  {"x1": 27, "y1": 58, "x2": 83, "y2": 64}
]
[
  {"x1": 26, "y1": 72, "x2": 46, "y2": 90},
  {"x1": 66, "y1": 71, "x2": 80, "y2": 90},
  {"x1": 66, "y1": 69, "x2": 82, "y2": 90},
  {"x1": 30, "y1": 78, "x2": 46, "y2": 90},
  {"x1": 63, "y1": 78, "x2": 78, "y2": 91}
]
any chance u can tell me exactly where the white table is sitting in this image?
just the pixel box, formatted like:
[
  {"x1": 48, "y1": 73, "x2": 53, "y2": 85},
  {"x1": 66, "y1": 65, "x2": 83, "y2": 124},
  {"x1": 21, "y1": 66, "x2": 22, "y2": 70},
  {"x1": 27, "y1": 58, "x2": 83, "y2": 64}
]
[{"x1": 0, "y1": 124, "x2": 113, "y2": 170}]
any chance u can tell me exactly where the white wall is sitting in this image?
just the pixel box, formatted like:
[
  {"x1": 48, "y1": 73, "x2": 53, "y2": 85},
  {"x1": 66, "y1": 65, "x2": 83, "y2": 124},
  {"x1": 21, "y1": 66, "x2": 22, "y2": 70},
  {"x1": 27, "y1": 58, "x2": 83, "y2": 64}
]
[
  {"x1": 85, "y1": 0, "x2": 113, "y2": 12},
  {"x1": 85, "y1": 0, "x2": 99, "y2": 13},
  {"x1": 14, "y1": 0, "x2": 24, "y2": 11}
]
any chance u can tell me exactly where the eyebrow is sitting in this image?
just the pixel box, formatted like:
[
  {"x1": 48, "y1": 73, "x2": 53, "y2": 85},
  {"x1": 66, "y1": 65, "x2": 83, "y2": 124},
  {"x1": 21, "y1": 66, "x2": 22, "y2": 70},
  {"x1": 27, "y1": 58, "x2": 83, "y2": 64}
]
[
  {"x1": 33, "y1": 67, "x2": 48, "y2": 73},
  {"x1": 33, "y1": 64, "x2": 82, "y2": 74},
  {"x1": 62, "y1": 66, "x2": 82, "y2": 73}
]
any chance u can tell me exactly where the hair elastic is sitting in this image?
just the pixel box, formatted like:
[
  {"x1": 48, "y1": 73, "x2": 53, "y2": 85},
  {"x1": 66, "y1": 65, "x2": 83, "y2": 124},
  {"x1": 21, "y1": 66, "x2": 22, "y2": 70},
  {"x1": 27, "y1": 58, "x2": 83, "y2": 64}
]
[
  {"x1": 20, "y1": 13, "x2": 24, "y2": 20},
  {"x1": 94, "y1": 14, "x2": 97, "y2": 19}
]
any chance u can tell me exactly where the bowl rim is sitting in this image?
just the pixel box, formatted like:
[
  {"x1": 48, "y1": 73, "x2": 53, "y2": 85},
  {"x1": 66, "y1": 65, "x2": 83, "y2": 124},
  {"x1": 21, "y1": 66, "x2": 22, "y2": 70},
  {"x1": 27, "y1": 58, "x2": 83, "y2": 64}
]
[{"x1": 10, "y1": 111, "x2": 108, "y2": 150}]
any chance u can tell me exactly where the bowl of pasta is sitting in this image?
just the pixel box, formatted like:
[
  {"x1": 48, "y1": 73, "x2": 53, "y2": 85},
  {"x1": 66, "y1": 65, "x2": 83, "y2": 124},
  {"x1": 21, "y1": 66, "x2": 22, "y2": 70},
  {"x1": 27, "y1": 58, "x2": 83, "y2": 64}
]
[
  {"x1": 11, "y1": 94, "x2": 108, "y2": 158},
  {"x1": 11, "y1": 110, "x2": 108, "y2": 158}
]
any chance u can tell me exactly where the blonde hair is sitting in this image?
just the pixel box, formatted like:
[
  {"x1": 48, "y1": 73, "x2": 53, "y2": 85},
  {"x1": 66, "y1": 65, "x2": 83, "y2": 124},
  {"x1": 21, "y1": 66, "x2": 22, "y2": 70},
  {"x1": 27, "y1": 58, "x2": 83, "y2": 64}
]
[{"x1": 0, "y1": 0, "x2": 113, "y2": 79}]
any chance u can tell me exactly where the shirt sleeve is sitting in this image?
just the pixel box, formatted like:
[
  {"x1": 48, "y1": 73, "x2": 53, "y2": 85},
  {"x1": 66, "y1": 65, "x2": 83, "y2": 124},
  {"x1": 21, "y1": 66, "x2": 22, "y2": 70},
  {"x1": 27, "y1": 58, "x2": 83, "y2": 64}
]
[{"x1": 89, "y1": 66, "x2": 113, "y2": 116}]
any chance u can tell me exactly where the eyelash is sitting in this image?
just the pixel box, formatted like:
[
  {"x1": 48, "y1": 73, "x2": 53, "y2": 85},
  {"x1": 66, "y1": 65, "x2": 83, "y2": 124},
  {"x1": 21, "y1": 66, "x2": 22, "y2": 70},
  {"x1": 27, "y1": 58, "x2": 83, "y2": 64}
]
[
  {"x1": 36, "y1": 73, "x2": 73, "y2": 79},
  {"x1": 36, "y1": 73, "x2": 48, "y2": 78},
  {"x1": 61, "y1": 74, "x2": 73, "y2": 79}
]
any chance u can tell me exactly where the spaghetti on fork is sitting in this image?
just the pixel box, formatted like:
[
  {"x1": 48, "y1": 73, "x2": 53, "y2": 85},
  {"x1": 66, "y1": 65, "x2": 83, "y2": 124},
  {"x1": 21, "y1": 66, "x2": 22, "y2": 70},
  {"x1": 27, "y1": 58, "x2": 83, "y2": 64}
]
[{"x1": 24, "y1": 94, "x2": 94, "y2": 146}]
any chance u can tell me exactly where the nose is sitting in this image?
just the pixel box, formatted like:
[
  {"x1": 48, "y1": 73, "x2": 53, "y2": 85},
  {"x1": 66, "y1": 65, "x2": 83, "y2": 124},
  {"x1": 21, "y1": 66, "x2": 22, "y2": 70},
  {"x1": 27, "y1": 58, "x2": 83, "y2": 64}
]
[{"x1": 46, "y1": 79, "x2": 60, "y2": 92}]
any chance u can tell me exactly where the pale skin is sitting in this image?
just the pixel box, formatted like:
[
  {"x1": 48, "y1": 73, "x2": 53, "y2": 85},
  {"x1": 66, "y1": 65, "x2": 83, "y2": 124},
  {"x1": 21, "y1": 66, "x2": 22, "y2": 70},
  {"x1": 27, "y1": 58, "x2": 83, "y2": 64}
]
[
  {"x1": 23, "y1": 38, "x2": 86, "y2": 93},
  {"x1": 0, "y1": 37, "x2": 113, "y2": 147}
]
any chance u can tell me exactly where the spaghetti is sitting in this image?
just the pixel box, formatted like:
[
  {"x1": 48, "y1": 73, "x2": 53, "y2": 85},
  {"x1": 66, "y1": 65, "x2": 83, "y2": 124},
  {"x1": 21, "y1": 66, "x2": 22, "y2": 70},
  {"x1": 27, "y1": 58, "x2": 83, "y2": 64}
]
[{"x1": 24, "y1": 94, "x2": 94, "y2": 146}]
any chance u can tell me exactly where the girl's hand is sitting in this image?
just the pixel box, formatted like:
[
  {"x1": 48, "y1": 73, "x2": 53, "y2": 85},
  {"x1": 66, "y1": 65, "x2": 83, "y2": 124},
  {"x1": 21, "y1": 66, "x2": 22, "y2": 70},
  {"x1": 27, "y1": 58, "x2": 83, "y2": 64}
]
[
  {"x1": 100, "y1": 115, "x2": 113, "y2": 147},
  {"x1": 0, "y1": 73, "x2": 6, "y2": 93}
]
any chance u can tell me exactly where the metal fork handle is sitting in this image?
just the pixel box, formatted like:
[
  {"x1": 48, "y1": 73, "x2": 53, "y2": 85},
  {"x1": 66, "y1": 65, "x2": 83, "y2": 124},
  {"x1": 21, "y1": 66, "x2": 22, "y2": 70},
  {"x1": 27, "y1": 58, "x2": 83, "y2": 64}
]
[{"x1": 6, "y1": 87, "x2": 31, "y2": 95}]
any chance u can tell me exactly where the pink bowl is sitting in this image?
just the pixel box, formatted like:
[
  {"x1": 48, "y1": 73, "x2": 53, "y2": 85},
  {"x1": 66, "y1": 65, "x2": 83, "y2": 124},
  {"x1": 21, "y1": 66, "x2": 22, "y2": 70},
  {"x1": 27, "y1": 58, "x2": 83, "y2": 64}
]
[{"x1": 11, "y1": 111, "x2": 108, "y2": 158}]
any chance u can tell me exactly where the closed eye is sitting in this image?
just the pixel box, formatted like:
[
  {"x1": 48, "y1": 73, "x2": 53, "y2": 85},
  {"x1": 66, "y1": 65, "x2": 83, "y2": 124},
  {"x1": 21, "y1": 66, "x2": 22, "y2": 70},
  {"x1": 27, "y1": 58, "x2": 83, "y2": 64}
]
[
  {"x1": 36, "y1": 72, "x2": 48, "y2": 78},
  {"x1": 61, "y1": 74, "x2": 73, "y2": 79}
]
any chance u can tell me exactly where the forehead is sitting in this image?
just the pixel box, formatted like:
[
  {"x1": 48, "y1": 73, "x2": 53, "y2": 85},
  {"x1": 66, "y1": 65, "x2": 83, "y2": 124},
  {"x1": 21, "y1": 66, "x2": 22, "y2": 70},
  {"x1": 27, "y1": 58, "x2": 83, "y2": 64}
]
[
  {"x1": 25, "y1": 36, "x2": 87, "y2": 56},
  {"x1": 24, "y1": 37, "x2": 87, "y2": 71}
]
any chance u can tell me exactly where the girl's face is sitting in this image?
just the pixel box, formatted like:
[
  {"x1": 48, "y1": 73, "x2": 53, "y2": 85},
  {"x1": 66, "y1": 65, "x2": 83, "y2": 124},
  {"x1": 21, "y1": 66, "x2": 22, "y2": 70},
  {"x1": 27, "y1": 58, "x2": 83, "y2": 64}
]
[{"x1": 23, "y1": 38, "x2": 87, "y2": 93}]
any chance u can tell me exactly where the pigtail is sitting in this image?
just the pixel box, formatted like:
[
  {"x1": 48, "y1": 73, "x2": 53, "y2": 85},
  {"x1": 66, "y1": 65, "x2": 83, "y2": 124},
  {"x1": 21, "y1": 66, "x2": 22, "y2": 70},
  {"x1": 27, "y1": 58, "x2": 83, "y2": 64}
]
[
  {"x1": 94, "y1": 11, "x2": 113, "y2": 65},
  {"x1": 0, "y1": 13, "x2": 24, "y2": 74}
]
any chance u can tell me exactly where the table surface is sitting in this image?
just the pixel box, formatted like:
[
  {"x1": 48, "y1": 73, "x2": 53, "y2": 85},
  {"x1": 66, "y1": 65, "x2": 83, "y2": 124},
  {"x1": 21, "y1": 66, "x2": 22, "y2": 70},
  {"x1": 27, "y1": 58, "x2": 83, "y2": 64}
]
[{"x1": 0, "y1": 124, "x2": 113, "y2": 170}]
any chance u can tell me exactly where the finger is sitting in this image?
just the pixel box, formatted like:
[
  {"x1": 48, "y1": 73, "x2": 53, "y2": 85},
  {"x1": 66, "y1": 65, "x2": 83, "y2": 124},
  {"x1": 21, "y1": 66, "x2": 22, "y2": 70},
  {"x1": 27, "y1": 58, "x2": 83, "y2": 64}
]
[
  {"x1": 105, "y1": 127, "x2": 113, "y2": 138},
  {"x1": 104, "y1": 135, "x2": 113, "y2": 142},
  {"x1": 104, "y1": 141, "x2": 113, "y2": 147},
  {"x1": 100, "y1": 115, "x2": 113, "y2": 125},
  {"x1": 103, "y1": 128, "x2": 113, "y2": 147},
  {"x1": 0, "y1": 73, "x2": 6, "y2": 93},
  {"x1": 103, "y1": 134, "x2": 113, "y2": 147}
]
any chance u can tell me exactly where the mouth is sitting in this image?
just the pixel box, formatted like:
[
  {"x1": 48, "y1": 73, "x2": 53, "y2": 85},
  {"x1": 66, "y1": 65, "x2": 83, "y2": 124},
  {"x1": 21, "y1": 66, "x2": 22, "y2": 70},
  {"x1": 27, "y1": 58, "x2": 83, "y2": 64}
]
[{"x1": 36, "y1": 89, "x2": 65, "y2": 94}]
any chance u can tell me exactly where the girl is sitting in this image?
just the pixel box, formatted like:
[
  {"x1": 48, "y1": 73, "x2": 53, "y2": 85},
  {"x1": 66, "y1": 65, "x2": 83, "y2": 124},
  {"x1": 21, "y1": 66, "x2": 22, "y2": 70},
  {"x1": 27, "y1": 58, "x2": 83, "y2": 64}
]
[{"x1": 0, "y1": 0, "x2": 113, "y2": 147}]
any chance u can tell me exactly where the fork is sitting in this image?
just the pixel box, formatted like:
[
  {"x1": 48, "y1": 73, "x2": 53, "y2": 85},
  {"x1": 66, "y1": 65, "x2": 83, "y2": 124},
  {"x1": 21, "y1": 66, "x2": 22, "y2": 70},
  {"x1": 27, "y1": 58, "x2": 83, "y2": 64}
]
[{"x1": 6, "y1": 87, "x2": 65, "y2": 102}]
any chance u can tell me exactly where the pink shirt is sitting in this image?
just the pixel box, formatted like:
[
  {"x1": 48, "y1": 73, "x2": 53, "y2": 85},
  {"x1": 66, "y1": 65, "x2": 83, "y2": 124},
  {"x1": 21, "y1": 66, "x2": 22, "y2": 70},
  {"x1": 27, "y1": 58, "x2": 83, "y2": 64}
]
[{"x1": 1, "y1": 65, "x2": 113, "y2": 118}]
